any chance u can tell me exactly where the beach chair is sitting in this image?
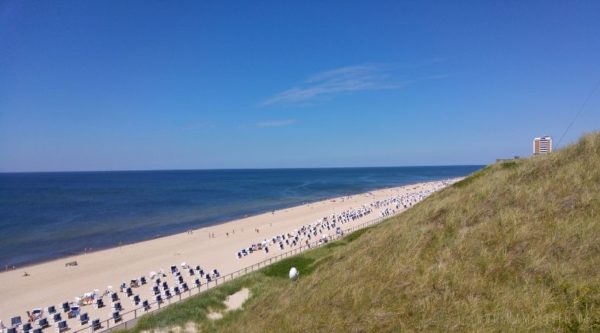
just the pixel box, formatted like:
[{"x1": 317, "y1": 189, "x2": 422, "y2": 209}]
[
  {"x1": 91, "y1": 319, "x2": 101, "y2": 331},
  {"x1": 33, "y1": 328, "x2": 43, "y2": 333},
  {"x1": 178, "y1": 276, "x2": 184, "y2": 284},
  {"x1": 173, "y1": 286, "x2": 181, "y2": 295},
  {"x1": 133, "y1": 294, "x2": 141, "y2": 305},
  {"x1": 47, "y1": 305, "x2": 57, "y2": 315},
  {"x1": 68, "y1": 305, "x2": 80, "y2": 319},
  {"x1": 113, "y1": 302, "x2": 123, "y2": 312},
  {"x1": 31, "y1": 308, "x2": 44, "y2": 320},
  {"x1": 111, "y1": 292, "x2": 119, "y2": 302},
  {"x1": 80, "y1": 313, "x2": 89, "y2": 325},
  {"x1": 38, "y1": 318, "x2": 49, "y2": 329},
  {"x1": 194, "y1": 278, "x2": 201, "y2": 287},
  {"x1": 155, "y1": 295, "x2": 163, "y2": 304},
  {"x1": 170, "y1": 265, "x2": 177, "y2": 274},
  {"x1": 142, "y1": 300, "x2": 151, "y2": 311},
  {"x1": 152, "y1": 286, "x2": 160, "y2": 295},
  {"x1": 61, "y1": 302, "x2": 69, "y2": 313},
  {"x1": 55, "y1": 320, "x2": 68, "y2": 333},
  {"x1": 22, "y1": 323, "x2": 32, "y2": 333},
  {"x1": 112, "y1": 312, "x2": 122, "y2": 323},
  {"x1": 52, "y1": 313, "x2": 62, "y2": 323},
  {"x1": 206, "y1": 275, "x2": 212, "y2": 282},
  {"x1": 7, "y1": 328, "x2": 17, "y2": 333},
  {"x1": 95, "y1": 298, "x2": 104, "y2": 309},
  {"x1": 181, "y1": 282, "x2": 189, "y2": 292},
  {"x1": 164, "y1": 289, "x2": 172, "y2": 299},
  {"x1": 162, "y1": 281, "x2": 169, "y2": 290},
  {"x1": 126, "y1": 287, "x2": 133, "y2": 297},
  {"x1": 10, "y1": 316, "x2": 21, "y2": 327},
  {"x1": 188, "y1": 268, "x2": 195, "y2": 276},
  {"x1": 129, "y1": 279, "x2": 139, "y2": 288},
  {"x1": 140, "y1": 276, "x2": 147, "y2": 285}
]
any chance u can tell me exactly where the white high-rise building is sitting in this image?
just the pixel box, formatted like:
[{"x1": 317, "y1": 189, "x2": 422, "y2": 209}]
[{"x1": 533, "y1": 136, "x2": 552, "y2": 155}]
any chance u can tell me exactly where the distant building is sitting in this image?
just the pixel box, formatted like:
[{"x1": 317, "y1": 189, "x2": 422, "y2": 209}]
[
  {"x1": 496, "y1": 156, "x2": 521, "y2": 163},
  {"x1": 533, "y1": 136, "x2": 552, "y2": 155}
]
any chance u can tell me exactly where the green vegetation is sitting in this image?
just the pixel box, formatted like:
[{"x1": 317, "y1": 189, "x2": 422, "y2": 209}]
[
  {"x1": 124, "y1": 133, "x2": 600, "y2": 332},
  {"x1": 452, "y1": 165, "x2": 490, "y2": 188},
  {"x1": 343, "y1": 225, "x2": 373, "y2": 243},
  {"x1": 122, "y1": 245, "x2": 340, "y2": 333},
  {"x1": 261, "y1": 256, "x2": 315, "y2": 278}
]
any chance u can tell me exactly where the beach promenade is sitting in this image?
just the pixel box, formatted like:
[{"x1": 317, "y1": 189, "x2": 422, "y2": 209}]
[{"x1": 0, "y1": 179, "x2": 456, "y2": 332}]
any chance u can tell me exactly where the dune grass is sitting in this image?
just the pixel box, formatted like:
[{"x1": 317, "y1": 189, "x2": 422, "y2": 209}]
[
  {"x1": 122, "y1": 243, "x2": 343, "y2": 333},
  {"x1": 124, "y1": 132, "x2": 600, "y2": 332}
]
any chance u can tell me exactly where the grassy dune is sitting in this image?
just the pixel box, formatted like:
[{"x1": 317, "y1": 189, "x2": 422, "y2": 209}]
[{"x1": 126, "y1": 133, "x2": 600, "y2": 332}]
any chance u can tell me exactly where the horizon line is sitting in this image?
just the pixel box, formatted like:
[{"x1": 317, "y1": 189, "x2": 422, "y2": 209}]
[{"x1": 0, "y1": 164, "x2": 487, "y2": 175}]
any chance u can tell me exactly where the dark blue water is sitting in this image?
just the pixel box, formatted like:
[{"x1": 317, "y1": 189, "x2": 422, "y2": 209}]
[{"x1": 0, "y1": 166, "x2": 482, "y2": 268}]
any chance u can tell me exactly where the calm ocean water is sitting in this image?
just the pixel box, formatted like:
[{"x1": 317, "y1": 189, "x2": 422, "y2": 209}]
[{"x1": 0, "y1": 166, "x2": 482, "y2": 268}]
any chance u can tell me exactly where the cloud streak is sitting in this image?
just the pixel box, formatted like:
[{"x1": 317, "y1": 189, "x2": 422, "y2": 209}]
[
  {"x1": 262, "y1": 64, "x2": 408, "y2": 106},
  {"x1": 256, "y1": 119, "x2": 297, "y2": 128},
  {"x1": 262, "y1": 63, "x2": 448, "y2": 106}
]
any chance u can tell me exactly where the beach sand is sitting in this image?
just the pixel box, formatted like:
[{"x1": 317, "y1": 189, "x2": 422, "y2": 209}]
[{"x1": 0, "y1": 179, "x2": 454, "y2": 328}]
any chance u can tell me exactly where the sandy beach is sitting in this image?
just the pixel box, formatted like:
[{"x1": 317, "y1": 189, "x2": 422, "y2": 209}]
[{"x1": 0, "y1": 179, "x2": 455, "y2": 330}]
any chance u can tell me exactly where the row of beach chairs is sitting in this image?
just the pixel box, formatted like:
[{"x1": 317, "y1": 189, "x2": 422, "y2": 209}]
[{"x1": 5, "y1": 263, "x2": 220, "y2": 332}]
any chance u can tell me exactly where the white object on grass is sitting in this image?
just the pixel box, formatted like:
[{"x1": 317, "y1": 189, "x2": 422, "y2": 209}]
[{"x1": 289, "y1": 267, "x2": 299, "y2": 281}]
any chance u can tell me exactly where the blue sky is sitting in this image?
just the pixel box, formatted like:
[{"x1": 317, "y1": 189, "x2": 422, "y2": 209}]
[{"x1": 1, "y1": 1, "x2": 599, "y2": 172}]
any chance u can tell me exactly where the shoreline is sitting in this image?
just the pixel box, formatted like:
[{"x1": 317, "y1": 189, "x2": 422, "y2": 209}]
[
  {"x1": 1, "y1": 180, "x2": 444, "y2": 271},
  {"x1": 0, "y1": 179, "x2": 458, "y2": 327}
]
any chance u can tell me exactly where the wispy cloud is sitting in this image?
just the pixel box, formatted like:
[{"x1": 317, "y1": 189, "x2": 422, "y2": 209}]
[
  {"x1": 256, "y1": 119, "x2": 297, "y2": 128},
  {"x1": 262, "y1": 64, "x2": 404, "y2": 106},
  {"x1": 262, "y1": 63, "x2": 448, "y2": 107}
]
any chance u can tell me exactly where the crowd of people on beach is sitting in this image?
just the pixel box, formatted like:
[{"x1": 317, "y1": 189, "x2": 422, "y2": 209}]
[
  {"x1": 235, "y1": 205, "x2": 374, "y2": 259},
  {"x1": 235, "y1": 180, "x2": 453, "y2": 260}
]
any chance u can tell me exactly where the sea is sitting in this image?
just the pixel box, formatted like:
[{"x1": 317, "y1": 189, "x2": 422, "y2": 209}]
[{"x1": 0, "y1": 166, "x2": 482, "y2": 268}]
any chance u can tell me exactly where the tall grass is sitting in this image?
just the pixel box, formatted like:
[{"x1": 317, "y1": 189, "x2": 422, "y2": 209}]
[{"x1": 125, "y1": 132, "x2": 600, "y2": 332}]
